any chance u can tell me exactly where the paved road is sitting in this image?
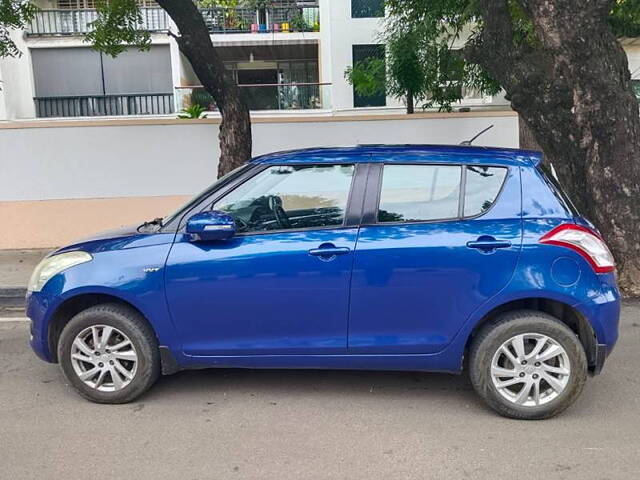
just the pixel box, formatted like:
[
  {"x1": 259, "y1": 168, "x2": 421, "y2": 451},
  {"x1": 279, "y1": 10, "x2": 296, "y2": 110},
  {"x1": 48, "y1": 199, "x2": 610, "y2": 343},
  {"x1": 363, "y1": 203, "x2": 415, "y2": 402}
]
[{"x1": 1, "y1": 302, "x2": 639, "y2": 480}]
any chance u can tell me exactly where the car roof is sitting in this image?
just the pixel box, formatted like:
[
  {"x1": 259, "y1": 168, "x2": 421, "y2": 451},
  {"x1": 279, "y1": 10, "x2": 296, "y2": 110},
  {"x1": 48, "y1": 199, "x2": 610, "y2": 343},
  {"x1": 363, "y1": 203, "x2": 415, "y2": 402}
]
[{"x1": 251, "y1": 145, "x2": 542, "y2": 167}]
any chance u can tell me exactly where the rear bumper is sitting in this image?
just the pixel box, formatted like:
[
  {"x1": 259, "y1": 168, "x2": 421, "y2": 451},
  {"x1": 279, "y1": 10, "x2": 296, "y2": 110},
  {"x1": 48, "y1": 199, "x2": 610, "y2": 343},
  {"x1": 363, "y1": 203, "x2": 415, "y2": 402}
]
[
  {"x1": 576, "y1": 276, "x2": 620, "y2": 375},
  {"x1": 591, "y1": 343, "x2": 608, "y2": 375}
]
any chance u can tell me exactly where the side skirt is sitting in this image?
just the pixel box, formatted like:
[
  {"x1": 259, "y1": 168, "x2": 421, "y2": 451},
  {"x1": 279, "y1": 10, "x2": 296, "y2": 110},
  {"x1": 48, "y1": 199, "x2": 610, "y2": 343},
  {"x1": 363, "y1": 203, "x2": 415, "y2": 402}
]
[{"x1": 161, "y1": 349, "x2": 464, "y2": 375}]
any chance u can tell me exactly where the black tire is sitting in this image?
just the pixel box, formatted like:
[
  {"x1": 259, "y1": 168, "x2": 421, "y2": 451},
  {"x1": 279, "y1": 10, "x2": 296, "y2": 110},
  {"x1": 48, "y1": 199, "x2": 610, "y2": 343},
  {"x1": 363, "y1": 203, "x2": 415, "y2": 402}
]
[
  {"x1": 469, "y1": 310, "x2": 587, "y2": 420},
  {"x1": 58, "y1": 303, "x2": 160, "y2": 404}
]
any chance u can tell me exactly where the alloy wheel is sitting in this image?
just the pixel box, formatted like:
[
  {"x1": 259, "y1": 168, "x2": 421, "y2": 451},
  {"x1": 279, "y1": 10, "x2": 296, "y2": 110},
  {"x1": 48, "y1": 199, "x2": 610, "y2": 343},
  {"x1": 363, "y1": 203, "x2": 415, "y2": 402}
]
[
  {"x1": 490, "y1": 333, "x2": 571, "y2": 407},
  {"x1": 69, "y1": 325, "x2": 138, "y2": 392}
]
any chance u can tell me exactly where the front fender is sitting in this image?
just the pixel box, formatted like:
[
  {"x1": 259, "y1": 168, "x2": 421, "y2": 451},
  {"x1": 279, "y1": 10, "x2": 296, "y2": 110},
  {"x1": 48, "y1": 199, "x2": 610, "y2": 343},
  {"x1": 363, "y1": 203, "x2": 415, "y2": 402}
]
[{"x1": 27, "y1": 241, "x2": 177, "y2": 362}]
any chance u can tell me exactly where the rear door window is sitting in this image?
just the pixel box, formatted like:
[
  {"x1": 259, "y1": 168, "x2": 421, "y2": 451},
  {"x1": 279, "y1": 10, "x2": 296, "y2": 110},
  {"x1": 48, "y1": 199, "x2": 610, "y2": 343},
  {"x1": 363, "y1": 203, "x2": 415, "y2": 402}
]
[{"x1": 377, "y1": 165, "x2": 462, "y2": 222}]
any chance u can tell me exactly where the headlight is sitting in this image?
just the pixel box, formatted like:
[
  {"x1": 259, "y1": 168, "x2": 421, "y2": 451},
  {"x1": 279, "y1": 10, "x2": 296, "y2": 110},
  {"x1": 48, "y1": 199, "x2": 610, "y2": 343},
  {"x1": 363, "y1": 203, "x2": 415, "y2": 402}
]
[{"x1": 27, "y1": 251, "x2": 93, "y2": 293}]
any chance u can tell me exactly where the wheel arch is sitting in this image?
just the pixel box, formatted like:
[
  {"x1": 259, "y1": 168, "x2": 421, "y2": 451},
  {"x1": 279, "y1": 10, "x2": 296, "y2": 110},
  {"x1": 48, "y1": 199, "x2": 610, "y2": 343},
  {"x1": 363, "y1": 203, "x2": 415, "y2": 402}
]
[
  {"x1": 47, "y1": 292, "x2": 157, "y2": 363},
  {"x1": 464, "y1": 297, "x2": 598, "y2": 371}
]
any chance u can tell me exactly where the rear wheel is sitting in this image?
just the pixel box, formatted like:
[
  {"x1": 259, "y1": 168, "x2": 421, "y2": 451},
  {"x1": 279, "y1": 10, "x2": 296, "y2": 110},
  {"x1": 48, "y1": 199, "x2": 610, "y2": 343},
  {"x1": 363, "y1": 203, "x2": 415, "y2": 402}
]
[
  {"x1": 58, "y1": 303, "x2": 160, "y2": 404},
  {"x1": 469, "y1": 310, "x2": 587, "y2": 419}
]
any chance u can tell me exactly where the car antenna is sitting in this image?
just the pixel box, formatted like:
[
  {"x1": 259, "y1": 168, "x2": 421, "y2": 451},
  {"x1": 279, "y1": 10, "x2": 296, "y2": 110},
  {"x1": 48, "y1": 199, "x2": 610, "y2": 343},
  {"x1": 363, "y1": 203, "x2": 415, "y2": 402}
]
[{"x1": 460, "y1": 124, "x2": 494, "y2": 146}]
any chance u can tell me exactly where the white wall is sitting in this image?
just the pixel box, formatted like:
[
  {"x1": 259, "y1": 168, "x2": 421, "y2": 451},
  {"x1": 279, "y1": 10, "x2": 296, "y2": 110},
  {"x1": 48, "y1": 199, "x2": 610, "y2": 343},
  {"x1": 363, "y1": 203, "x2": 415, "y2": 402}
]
[
  {"x1": 0, "y1": 67, "x2": 7, "y2": 120},
  {"x1": 0, "y1": 113, "x2": 518, "y2": 202},
  {"x1": 319, "y1": 0, "x2": 404, "y2": 113},
  {"x1": 627, "y1": 44, "x2": 640, "y2": 79},
  {"x1": 0, "y1": 30, "x2": 37, "y2": 119}
]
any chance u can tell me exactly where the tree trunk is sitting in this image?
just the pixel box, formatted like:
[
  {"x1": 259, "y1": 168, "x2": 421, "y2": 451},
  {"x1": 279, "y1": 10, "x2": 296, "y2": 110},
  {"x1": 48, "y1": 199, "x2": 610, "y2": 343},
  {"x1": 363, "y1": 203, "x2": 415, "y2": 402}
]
[
  {"x1": 406, "y1": 90, "x2": 415, "y2": 114},
  {"x1": 467, "y1": 0, "x2": 640, "y2": 295},
  {"x1": 518, "y1": 116, "x2": 541, "y2": 152},
  {"x1": 157, "y1": 0, "x2": 252, "y2": 177}
]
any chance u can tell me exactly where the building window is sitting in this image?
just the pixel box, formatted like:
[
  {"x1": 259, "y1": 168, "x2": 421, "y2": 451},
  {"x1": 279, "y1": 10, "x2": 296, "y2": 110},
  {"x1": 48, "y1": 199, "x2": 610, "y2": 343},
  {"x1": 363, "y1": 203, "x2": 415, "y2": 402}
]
[
  {"x1": 352, "y1": 44, "x2": 386, "y2": 108},
  {"x1": 351, "y1": 0, "x2": 384, "y2": 18},
  {"x1": 31, "y1": 46, "x2": 173, "y2": 117},
  {"x1": 57, "y1": 0, "x2": 96, "y2": 8}
]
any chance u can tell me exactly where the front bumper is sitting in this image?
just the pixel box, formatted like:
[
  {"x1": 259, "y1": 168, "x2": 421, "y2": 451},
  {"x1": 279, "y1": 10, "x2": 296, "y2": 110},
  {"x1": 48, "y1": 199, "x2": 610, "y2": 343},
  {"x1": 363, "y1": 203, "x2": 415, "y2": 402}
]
[{"x1": 26, "y1": 290, "x2": 57, "y2": 363}]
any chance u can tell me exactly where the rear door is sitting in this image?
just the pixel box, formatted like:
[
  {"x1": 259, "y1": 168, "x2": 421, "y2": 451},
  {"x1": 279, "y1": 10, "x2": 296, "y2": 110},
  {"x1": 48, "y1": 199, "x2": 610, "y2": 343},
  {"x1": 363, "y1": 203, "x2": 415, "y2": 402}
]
[{"x1": 348, "y1": 157, "x2": 523, "y2": 354}]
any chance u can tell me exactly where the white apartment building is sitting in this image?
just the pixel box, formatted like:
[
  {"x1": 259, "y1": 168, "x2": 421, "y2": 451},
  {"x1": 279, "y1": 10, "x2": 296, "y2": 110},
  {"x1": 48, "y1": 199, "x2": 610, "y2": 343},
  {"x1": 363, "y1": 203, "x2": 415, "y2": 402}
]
[
  {"x1": 1, "y1": 0, "x2": 638, "y2": 250},
  {"x1": 0, "y1": 0, "x2": 638, "y2": 121}
]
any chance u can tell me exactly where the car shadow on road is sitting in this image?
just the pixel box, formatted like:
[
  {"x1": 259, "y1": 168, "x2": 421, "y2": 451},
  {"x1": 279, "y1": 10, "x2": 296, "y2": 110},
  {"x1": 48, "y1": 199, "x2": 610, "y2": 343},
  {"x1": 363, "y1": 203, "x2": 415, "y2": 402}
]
[{"x1": 147, "y1": 367, "x2": 483, "y2": 407}]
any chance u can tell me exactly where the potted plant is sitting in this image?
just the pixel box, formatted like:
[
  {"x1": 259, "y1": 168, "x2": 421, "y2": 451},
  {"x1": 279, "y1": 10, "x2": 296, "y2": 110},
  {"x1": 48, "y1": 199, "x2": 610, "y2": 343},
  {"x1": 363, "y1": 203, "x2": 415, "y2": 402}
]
[
  {"x1": 190, "y1": 89, "x2": 216, "y2": 112},
  {"x1": 200, "y1": 0, "x2": 240, "y2": 32},
  {"x1": 290, "y1": 12, "x2": 307, "y2": 32},
  {"x1": 245, "y1": 0, "x2": 271, "y2": 31},
  {"x1": 177, "y1": 104, "x2": 207, "y2": 119}
]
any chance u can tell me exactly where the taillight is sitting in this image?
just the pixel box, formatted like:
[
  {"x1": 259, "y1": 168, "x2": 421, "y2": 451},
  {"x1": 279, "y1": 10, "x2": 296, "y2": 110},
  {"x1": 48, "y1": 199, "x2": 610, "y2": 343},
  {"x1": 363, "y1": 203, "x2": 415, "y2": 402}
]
[{"x1": 540, "y1": 224, "x2": 615, "y2": 273}]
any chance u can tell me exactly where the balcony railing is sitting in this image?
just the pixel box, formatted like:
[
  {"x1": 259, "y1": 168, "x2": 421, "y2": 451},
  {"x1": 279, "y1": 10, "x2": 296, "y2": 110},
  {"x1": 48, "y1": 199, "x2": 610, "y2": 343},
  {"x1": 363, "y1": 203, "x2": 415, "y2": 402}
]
[
  {"x1": 26, "y1": 6, "x2": 319, "y2": 36},
  {"x1": 200, "y1": 6, "x2": 320, "y2": 33},
  {"x1": 27, "y1": 7, "x2": 169, "y2": 36},
  {"x1": 34, "y1": 93, "x2": 175, "y2": 118},
  {"x1": 176, "y1": 83, "x2": 330, "y2": 112}
]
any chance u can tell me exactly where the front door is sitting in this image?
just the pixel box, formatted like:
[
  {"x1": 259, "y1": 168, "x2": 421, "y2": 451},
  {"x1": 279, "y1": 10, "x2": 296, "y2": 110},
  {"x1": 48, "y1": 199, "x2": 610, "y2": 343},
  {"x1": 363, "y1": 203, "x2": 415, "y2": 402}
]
[
  {"x1": 165, "y1": 163, "x2": 359, "y2": 356},
  {"x1": 348, "y1": 161, "x2": 522, "y2": 354}
]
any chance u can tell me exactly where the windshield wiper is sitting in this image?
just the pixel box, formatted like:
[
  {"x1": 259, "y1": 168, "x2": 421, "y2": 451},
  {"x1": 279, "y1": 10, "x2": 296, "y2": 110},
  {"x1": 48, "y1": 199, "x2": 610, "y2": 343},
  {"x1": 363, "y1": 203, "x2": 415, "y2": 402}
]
[{"x1": 138, "y1": 217, "x2": 163, "y2": 232}]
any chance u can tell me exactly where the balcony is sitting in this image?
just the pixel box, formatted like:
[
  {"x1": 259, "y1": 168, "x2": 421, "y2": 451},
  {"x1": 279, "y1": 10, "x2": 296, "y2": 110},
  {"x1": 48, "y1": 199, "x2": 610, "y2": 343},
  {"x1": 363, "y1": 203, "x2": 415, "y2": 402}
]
[
  {"x1": 34, "y1": 93, "x2": 175, "y2": 118},
  {"x1": 26, "y1": 5, "x2": 319, "y2": 36},
  {"x1": 176, "y1": 83, "x2": 330, "y2": 112},
  {"x1": 26, "y1": 7, "x2": 169, "y2": 36},
  {"x1": 200, "y1": 6, "x2": 319, "y2": 34}
]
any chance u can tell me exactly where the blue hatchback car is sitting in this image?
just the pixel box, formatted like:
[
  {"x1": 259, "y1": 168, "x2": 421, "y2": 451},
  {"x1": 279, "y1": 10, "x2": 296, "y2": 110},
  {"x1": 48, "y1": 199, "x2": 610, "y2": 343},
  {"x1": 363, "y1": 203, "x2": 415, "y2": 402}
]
[{"x1": 27, "y1": 145, "x2": 620, "y2": 419}]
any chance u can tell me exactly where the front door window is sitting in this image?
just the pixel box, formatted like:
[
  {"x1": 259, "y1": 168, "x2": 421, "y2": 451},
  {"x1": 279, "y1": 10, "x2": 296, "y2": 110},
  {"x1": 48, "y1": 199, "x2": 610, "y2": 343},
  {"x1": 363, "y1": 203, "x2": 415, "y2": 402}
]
[{"x1": 212, "y1": 164, "x2": 355, "y2": 233}]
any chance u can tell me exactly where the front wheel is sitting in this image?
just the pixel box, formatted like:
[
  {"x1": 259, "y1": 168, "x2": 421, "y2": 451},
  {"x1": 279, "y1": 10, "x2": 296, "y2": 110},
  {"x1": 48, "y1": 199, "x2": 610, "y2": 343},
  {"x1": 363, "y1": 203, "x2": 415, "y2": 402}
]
[
  {"x1": 58, "y1": 303, "x2": 160, "y2": 404},
  {"x1": 469, "y1": 310, "x2": 587, "y2": 420}
]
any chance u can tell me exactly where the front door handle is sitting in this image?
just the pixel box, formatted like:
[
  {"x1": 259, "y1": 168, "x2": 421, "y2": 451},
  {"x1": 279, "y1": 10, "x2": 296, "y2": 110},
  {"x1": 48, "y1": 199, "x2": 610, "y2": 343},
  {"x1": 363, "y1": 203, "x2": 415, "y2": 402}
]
[
  {"x1": 467, "y1": 236, "x2": 512, "y2": 251},
  {"x1": 308, "y1": 243, "x2": 351, "y2": 260}
]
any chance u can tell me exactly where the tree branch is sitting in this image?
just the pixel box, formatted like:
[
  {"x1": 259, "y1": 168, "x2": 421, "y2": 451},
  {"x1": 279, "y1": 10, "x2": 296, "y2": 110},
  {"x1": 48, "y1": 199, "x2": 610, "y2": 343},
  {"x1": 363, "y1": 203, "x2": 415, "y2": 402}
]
[
  {"x1": 156, "y1": 0, "x2": 240, "y2": 108},
  {"x1": 156, "y1": 0, "x2": 252, "y2": 176}
]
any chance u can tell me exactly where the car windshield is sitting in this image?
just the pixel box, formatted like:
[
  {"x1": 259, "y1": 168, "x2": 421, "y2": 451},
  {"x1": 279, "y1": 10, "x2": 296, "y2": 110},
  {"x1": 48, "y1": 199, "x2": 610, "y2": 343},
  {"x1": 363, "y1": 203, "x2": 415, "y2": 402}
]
[{"x1": 162, "y1": 164, "x2": 251, "y2": 228}]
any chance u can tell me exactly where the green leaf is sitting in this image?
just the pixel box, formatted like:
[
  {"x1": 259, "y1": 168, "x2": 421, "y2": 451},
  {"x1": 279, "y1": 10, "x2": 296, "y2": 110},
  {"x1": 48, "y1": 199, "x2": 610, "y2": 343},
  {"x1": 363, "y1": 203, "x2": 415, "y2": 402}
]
[
  {"x1": 84, "y1": 0, "x2": 151, "y2": 58},
  {"x1": 0, "y1": 0, "x2": 38, "y2": 58},
  {"x1": 178, "y1": 104, "x2": 207, "y2": 119}
]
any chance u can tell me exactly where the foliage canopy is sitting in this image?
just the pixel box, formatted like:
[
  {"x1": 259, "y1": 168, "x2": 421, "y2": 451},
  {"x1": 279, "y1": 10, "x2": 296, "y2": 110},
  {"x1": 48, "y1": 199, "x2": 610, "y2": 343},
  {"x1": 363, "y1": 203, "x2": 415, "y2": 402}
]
[{"x1": 346, "y1": 0, "x2": 640, "y2": 112}]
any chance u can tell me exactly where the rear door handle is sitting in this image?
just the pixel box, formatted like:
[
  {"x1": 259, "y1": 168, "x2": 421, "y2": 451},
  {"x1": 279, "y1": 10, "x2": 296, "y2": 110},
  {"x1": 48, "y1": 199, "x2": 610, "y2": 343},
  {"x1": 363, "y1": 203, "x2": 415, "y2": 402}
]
[
  {"x1": 308, "y1": 247, "x2": 351, "y2": 257},
  {"x1": 308, "y1": 243, "x2": 351, "y2": 260},
  {"x1": 467, "y1": 237, "x2": 512, "y2": 251}
]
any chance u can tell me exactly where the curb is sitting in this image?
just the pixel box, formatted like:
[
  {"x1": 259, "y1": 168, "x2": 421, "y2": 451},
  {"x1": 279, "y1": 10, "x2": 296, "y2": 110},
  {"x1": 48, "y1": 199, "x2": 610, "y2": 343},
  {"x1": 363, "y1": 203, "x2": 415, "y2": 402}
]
[
  {"x1": 0, "y1": 289, "x2": 26, "y2": 318},
  {"x1": 0, "y1": 287, "x2": 27, "y2": 299},
  {"x1": 0, "y1": 287, "x2": 27, "y2": 316}
]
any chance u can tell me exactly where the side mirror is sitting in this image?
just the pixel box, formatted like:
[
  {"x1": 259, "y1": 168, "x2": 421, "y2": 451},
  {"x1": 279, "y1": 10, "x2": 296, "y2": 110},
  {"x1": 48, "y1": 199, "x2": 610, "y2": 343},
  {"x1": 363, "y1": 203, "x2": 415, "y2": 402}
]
[{"x1": 186, "y1": 211, "x2": 236, "y2": 242}]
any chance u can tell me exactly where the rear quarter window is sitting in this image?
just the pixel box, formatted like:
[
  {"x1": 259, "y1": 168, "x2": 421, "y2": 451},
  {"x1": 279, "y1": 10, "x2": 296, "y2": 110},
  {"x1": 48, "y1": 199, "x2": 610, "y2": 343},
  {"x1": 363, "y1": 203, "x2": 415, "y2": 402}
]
[
  {"x1": 464, "y1": 166, "x2": 508, "y2": 217},
  {"x1": 537, "y1": 164, "x2": 581, "y2": 217}
]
